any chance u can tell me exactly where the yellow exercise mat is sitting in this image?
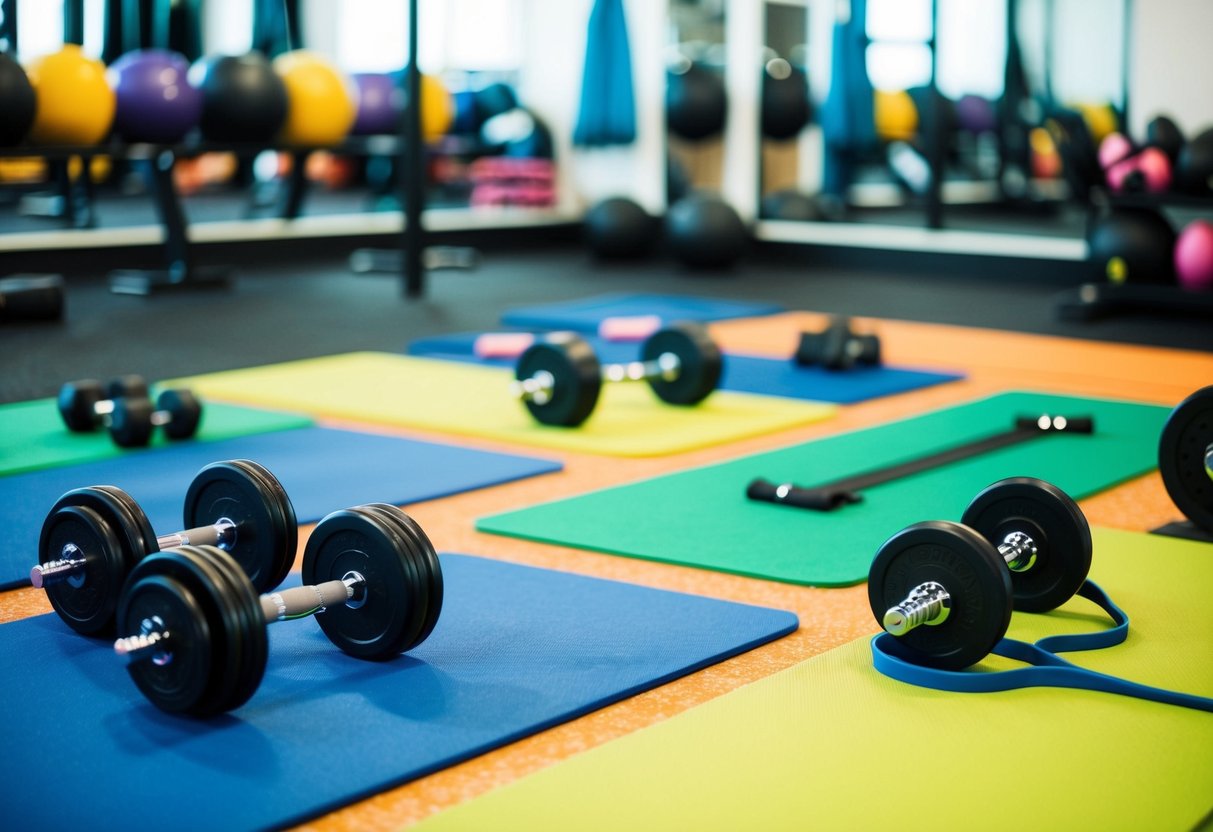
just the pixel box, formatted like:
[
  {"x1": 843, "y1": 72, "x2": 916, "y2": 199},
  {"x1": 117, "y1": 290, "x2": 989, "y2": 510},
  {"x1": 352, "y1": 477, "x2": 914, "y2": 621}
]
[
  {"x1": 417, "y1": 527, "x2": 1213, "y2": 831},
  {"x1": 170, "y1": 352, "x2": 835, "y2": 457}
]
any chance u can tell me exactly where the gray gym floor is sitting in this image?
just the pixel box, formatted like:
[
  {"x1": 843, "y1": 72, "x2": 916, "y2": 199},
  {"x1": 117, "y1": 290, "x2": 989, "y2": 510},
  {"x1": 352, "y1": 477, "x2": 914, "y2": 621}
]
[{"x1": 3, "y1": 242, "x2": 1210, "y2": 404}]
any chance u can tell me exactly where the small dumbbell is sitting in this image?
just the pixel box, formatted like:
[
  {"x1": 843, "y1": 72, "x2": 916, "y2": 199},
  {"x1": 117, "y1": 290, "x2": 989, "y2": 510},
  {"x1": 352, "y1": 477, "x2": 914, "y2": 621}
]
[
  {"x1": 32, "y1": 460, "x2": 297, "y2": 637},
  {"x1": 113, "y1": 503, "x2": 443, "y2": 716},
  {"x1": 512, "y1": 321, "x2": 724, "y2": 426},
  {"x1": 107, "y1": 389, "x2": 203, "y2": 448},
  {"x1": 868, "y1": 477, "x2": 1092, "y2": 670},
  {"x1": 1158, "y1": 386, "x2": 1213, "y2": 534},
  {"x1": 57, "y1": 375, "x2": 150, "y2": 432},
  {"x1": 794, "y1": 316, "x2": 881, "y2": 370}
]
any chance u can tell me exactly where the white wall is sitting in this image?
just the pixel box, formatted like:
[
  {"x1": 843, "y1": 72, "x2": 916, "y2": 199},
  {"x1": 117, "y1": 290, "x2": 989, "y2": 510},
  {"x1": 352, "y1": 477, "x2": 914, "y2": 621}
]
[
  {"x1": 1128, "y1": 0, "x2": 1213, "y2": 137},
  {"x1": 519, "y1": 0, "x2": 669, "y2": 214}
]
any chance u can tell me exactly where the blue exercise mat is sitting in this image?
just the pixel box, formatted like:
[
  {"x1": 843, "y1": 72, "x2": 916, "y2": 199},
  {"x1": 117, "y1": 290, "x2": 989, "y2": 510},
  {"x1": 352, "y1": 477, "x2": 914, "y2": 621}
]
[
  {"x1": 407, "y1": 332, "x2": 963, "y2": 405},
  {"x1": 500, "y1": 293, "x2": 784, "y2": 332},
  {"x1": 0, "y1": 554, "x2": 798, "y2": 832},
  {"x1": 0, "y1": 427, "x2": 560, "y2": 590}
]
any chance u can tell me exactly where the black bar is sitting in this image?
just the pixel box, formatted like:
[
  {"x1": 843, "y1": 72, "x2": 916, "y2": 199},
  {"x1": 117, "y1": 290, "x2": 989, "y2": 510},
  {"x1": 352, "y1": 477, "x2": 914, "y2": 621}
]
[
  {"x1": 402, "y1": 0, "x2": 424, "y2": 297},
  {"x1": 279, "y1": 149, "x2": 313, "y2": 219},
  {"x1": 108, "y1": 150, "x2": 231, "y2": 294},
  {"x1": 923, "y1": 0, "x2": 943, "y2": 230},
  {"x1": 149, "y1": 150, "x2": 188, "y2": 270},
  {"x1": 63, "y1": 0, "x2": 84, "y2": 44},
  {"x1": 746, "y1": 415, "x2": 1094, "y2": 511}
]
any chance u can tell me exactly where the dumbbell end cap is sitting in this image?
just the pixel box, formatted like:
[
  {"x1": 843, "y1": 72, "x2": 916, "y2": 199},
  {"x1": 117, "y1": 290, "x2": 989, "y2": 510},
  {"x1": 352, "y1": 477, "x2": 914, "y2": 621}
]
[{"x1": 882, "y1": 609, "x2": 909, "y2": 635}]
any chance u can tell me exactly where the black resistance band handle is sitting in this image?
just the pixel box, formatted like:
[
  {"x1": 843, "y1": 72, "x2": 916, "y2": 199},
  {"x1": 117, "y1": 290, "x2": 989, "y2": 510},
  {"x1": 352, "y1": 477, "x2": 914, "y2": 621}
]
[{"x1": 748, "y1": 413, "x2": 1094, "y2": 513}]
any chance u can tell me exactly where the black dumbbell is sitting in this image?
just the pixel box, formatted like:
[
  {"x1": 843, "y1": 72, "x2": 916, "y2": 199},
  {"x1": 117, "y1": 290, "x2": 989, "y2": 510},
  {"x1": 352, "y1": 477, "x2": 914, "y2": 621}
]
[
  {"x1": 868, "y1": 477, "x2": 1092, "y2": 670},
  {"x1": 113, "y1": 503, "x2": 443, "y2": 717},
  {"x1": 512, "y1": 321, "x2": 724, "y2": 426},
  {"x1": 0, "y1": 273, "x2": 65, "y2": 323},
  {"x1": 32, "y1": 460, "x2": 297, "y2": 637},
  {"x1": 794, "y1": 316, "x2": 881, "y2": 370},
  {"x1": 108, "y1": 389, "x2": 204, "y2": 448},
  {"x1": 1158, "y1": 386, "x2": 1213, "y2": 533},
  {"x1": 58, "y1": 375, "x2": 150, "y2": 432}
]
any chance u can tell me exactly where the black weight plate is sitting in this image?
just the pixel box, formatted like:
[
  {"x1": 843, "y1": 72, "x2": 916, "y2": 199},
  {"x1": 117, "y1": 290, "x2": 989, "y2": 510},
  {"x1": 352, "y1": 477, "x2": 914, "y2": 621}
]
[
  {"x1": 856, "y1": 333, "x2": 882, "y2": 365},
  {"x1": 161, "y1": 546, "x2": 247, "y2": 716},
  {"x1": 187, "y1": 544, "x2": 268, "y2": 715},
  {"x1": 120, "y1": 549, "x2": 233, "y2": 715},
  {"x1": 108, "y1": 397, "x2": 155, "y2": 448},
  {"x1": 119, "y1": 571, "x2": 213, "y2": 714},
  {"x1": 793, "y1": 331, "x2": 827, "y2": 366},
  {"x1": 90, "y1": 485, "x2": 157, "y2": 567},
  {"x1": 793, "y1": 319, "x2": 849, "y2": 368},
  {"x1": 818, "y1": 321, "x2": 852, "y2": 370},
  {"x1": 157, "y1": 388, "x2": 203, "y2": 440},
  {"x1": 182, "y1": 460, "x2": 297, "y2": 593},
  {"x1": 516, "y1": 333, "x2": 601, "y2": 426},
  {"x1": 868, "y1": 520, "x2": 1012, "y2": 671},
  {"x1": 384, "y1": 508, "x2": 444, "y2": 647},
  {"x1": 302, "y1": 507, "x2": 424, "y2": 660},
  {"x1": 363, "y1": 503, "x2": 444, "y2": 647},
  {"x1": 355, "y1": 504, "x2": 432, "y2": 646},
  {"x1": 107, "y1": 374, "x2": 149, "y2": 400},
  {"x1": 58, "y1": 379, "x2": 104, "y2": 432},
  {"x1": 1159, "y1": 386, "x2": 1213, "y2": 532},
  {"x1": 641, "y1": 321, "x2": 722, "y2": 405},
  {"x1": 38, "y1": 503, "x2": 128, "y2": 636},
  {"x1": 961, "y1": 477, "x2": 1092, "y2": 613}
]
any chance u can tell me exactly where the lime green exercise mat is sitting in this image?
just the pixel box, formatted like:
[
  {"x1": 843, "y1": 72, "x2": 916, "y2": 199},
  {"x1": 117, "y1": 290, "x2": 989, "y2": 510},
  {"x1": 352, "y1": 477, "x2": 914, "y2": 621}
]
[
  {"x1": 478, "y1": 392, "x2": 1168, "y2": 586},
  {"x1": 0, "y1": 398, "x2": 311, "y2": 476},
  {"x1": 416, "y1": 527, "x2": 1213, "y2": 832},
  {"x1": 169, "y1": 353, "x2": 835, "y2": 458}
]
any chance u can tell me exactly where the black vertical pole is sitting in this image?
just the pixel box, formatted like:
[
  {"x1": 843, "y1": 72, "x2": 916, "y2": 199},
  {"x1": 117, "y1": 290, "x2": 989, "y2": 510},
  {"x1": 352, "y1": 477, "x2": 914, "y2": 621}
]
[
  {"x1": 924, "y1": 0, "x2": 943, "y2": 230},
  {"x1": 64, "y1": 0, "x2": 85, "y2": 44},
  {"x1": 402, "y1": 0, "x2": 424, "y2": 298},
  {"x1": 0, "y1": 0, "x2": 17, "y2": 53}
]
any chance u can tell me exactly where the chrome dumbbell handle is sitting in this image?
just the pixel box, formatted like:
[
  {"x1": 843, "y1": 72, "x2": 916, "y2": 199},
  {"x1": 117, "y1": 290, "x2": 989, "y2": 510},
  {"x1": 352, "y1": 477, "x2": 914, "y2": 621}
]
[
  {"x1": 882, "y1": 581, "x2": 951, "y2": 636},
  {"x1": 32, "y1": 519, "x2": 238, "y2": 589},
  {"x1": 115, "y1": 572, "x2": 367, "y2": 665}
]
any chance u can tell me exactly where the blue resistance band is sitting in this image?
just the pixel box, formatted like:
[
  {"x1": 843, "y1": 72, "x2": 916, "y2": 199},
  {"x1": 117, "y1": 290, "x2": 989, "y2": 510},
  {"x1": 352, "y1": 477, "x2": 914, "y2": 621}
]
[{"x1": 872, "y1": 580, "x2": 1213, "y2": 713}]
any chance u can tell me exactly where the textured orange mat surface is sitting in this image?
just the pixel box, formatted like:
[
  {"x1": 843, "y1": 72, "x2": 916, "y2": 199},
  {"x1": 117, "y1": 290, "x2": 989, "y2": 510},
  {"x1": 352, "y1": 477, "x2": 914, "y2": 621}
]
[{"x1": 2, "y1": 314, "x2": 1208, "y2": 831}]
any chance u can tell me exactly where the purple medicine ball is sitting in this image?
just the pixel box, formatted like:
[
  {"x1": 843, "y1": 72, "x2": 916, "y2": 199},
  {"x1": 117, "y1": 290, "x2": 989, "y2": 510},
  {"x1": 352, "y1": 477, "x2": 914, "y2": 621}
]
[
  {"x1": 109, "y1": 49, "x2": 202, "y2": 143},
  {"x1": 351, "y1": 73, "x2": 402, "y2": 135},
  {"x1": 955, "y1": 94, "x2": 997, "y2": 135}
]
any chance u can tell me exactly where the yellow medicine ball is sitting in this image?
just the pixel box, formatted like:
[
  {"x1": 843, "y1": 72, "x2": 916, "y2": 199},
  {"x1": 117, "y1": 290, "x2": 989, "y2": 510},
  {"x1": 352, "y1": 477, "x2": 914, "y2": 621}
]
[
  {"x1": 273, "y1": 50, "x2": 357, "y2": 146},
  {"x1": 1073, "y1": 102, "x2": 1118, "y2": 144},
  {"x1": 25, "y1": 45, "x2": 116, "y2": 145},
  {"x1": 874, "y1": 89, "x2": 918, "y2": 143},
  {"x1": 419, "y1": 74, "x2": 453, "y2": 141}
]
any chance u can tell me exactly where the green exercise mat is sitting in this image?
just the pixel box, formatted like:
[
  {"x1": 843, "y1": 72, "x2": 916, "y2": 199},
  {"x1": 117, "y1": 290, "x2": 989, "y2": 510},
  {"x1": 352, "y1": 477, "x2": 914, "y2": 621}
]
[
  {"x1": 479, "y1": 392, "x2": 1169, "y2": 586},
  {"x1": 0, "y1": 398, "x2": 312, "y2": 476},
  {"x1": 416, "y1": 527, "x2": 1213, "y2": 832}
]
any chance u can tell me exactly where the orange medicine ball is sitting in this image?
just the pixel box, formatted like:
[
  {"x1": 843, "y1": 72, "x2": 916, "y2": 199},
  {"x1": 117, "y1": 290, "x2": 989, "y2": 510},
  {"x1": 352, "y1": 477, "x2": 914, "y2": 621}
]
[
  {"x1": 273, "y1": 50, "x2": 357, "y2": 146},
  {"x1": 25, "y1": 45, "x2": 116, "y2": 145}
]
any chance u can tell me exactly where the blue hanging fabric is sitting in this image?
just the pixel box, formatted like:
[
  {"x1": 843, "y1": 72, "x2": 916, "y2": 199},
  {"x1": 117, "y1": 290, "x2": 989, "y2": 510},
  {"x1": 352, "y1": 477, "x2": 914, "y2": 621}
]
[
  {"x1": 820, "y1": 0, "x2": 875, "y2": 194},
  {"x1": 573, "y1": 0, "x2": 637, "y2": 146}
]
